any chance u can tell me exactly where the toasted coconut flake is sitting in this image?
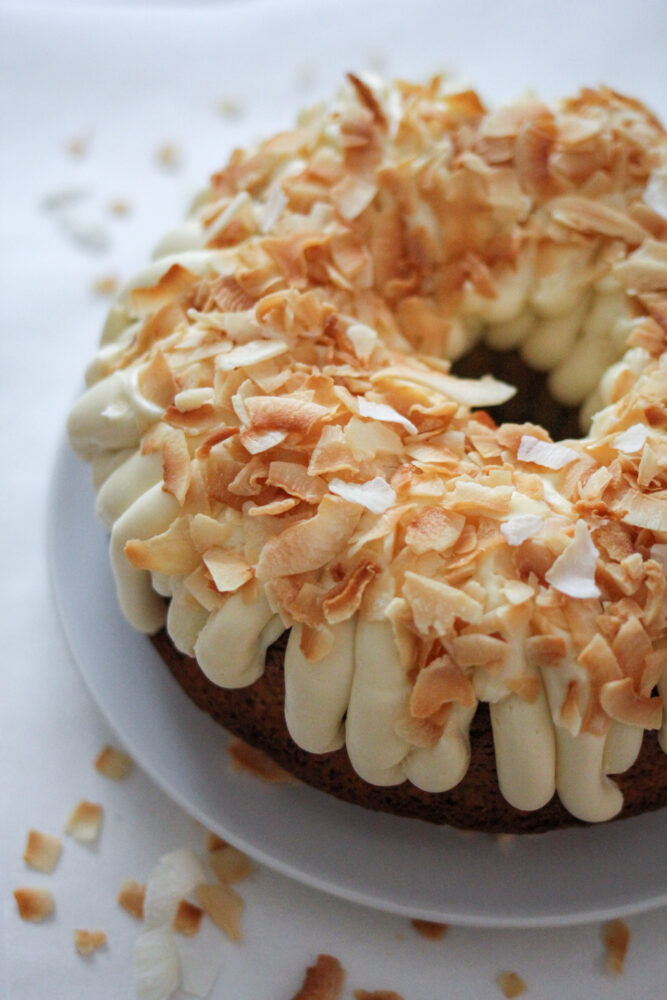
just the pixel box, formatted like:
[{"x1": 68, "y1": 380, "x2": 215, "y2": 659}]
[
  {"x1": 545, "y1": 520, "x2": 600, "y2": 599},
  {"x1": 357, "y1": 397, "x2": 418, "y2": 435},
  {"x1": 603, "y1": 919, "x2": 630, "y2": 975},
  {"x1": 74, "y1": 929, "x2": 107, "y2": 955},
  {"x1": 248, "y1": 497, "x2": 299, "y2": 516},
  {"x1": 410, "y1": 656, "x2": 476, "y2": 716},
  {"x1": 23, "y1": 830, "x2": 62, "y2": 874},
  {"x1": 227, "y1": 738, "x2": 292, "y2": 782},
  {"x1": 404, "y1": 571, "x2": 483, "y2": 633},
  {"x1": 354, "y1": 992, "x2": 405, "y2": 1000},
  {"x1": 375, "y1": 366, "x2": 516, "y2": 407},
  {"x1": 649, "y1": 543, "x2": 667, "y2": 574},
  {"x1": 550, "y1": 196, "x2": 646, "y2": 244},
  {"x1": 613, "y1": 240, "x2": 667, "y2": 293},
  {"x1": 526, "y1": 634, "x2": 567, "y2": 667},
  {"x1": 134, "y1": 926, "x2": 180, "y2": 1000},
  {"x1": 405, "y1": 507, "x2": 465, "y2": 554},
  {"x1": 517, "y1": 435, "x2": 578, "y2": 470},
  {"x1": 411, "y1": 919, "x2": 449, "y2": 940},
  {"x1": 195, "y1": 883, "x2": 244, "y2": 942},
  {"x1": 173, "y1": 900, "x2": 203, "y2": 937},
  {"x1": 216, "y1": 339, "x2": 288, "y2": 371},
  {"x1": 329, "y1": 476, "x2": 397, "y2": 514},
  {"x1": 203, "y1": 549, "x2": 253, "y2": 593},
  {"x1": 267, "y1": 461, "x2": 326, "y2": 503},
  {"x1": 613, "y1": 424, "x2": 649, "y2": 453},
  {"x1": 241, "y1": 428, "x2": 288, "y2": 454},
  {"x1": 323, "y1": 561, "x2": 378, "y2": 624},
  {"x1": 245, "y1": 396, "x2": 329, "y2": 435},
  {"x1": 144, "y1": 849, "x2": 206, "y2": 931},
  {"x1": 65, "y1": 800, "x2": 103, "y2": 844},
  {"x1": 256, "y1": 496, "x2": 361, "y2": 578},
  {"x1": 118, "y1": 880, "x2": 146, "y2": 920},
  {"x1": 496, "y1": 971, "x2": 527, "y2": 998},
  {"x1": 620, "y1": 490, "x2": 667, "y2": 532},
  {"x1": 500, "y1": 514, "x2": 545, "y2": 546},
  {"x1": 291, "y1": 954, "x2": 345, "y2": 1000},
  {"x1": 208, "y1": 844, "x2": 254, "y2": 884},
  {"x1": 125, "y1": 518, "x2": 200, "y2": 576},
  {"x1": 451, "y1": 634, "x2": 509, "y2": 668},
  {"x1": 14, "y1": 887, "x2": 55, "y2": 922},
  {"x1": 599, "y1": 678, "x2": 662, "y2": 729},
  {"x1": 94, "y1": 744, "x2": 134, "y2": 780},
  {"x1": 503, "y1": 579, "x2": 535, "y2": 605},
  {"x1": 345, "y1": 322, "x2": 379, "y2": 360}
]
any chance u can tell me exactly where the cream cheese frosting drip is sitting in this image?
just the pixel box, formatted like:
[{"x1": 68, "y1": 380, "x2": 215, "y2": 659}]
[{"x1": 67, "y1": 76, "x2": 667, "y2": 823}]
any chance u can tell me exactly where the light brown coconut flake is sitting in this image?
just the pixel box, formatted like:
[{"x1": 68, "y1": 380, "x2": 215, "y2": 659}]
[
  {"x1": 549, "y1": 196, "x2": 647, "y2": 244},
  {"x1": 227, "y1": 738, "x2": 292, "y2": 783},
  {"x1": 255, "y1": 496, "x2": 361, "y2": 578},
  {"x1": 411, "y1": 918, "x2": 449, "y2": 940},
  {"x1": 202, "y1": 549, "x2": 254, "y2": 593},
  {"x1": 603, "y1": 918, "x2": 631, "y2": 974},
  {"x1": 599, "y1": 678, "x2": 663, "y2": 729},
  {"x1": 208, "y1": 844, "x2": 254, "y2": 884},
  {"x1": 94, "y1": 744, "x2": 134, "y2": 780},
  {"x1": 173, "y1": 899, "x2": 204, "y2": 936},
  {"x1": 354, "y1": 992, "x2": 405, "y2": 1000},
  {"x1": 405, "y1": 507, "x2": 465, "y2": 554},
  {"x1": 374, "y1": 365, "x2": 516, "y2": 407},
  {"x1": 74, "y1": 929, "x2": 107, "y2": 955},
  {"x1": 544, "y1": 520, "x2": 600, "y2": 599},
  {"x1": 23, "y1": 830, "x2": 62, "y2": 873},
  {"x1": 14, "y1": 887, "x2": 55, "y2": 922},
  {"x1": 620, "y1": 489, "x2": 667, "y2": 532},
  {"x1": 496, "y1": 970, "x2": 527, "y2": 997},
  {"x1": 267, "y1": 461, "x2": 327, "y2": 504},
  {"x1": 404, "y1": 571, "x2": 483, "y2": 634},
  {"x1": 517, "y1": 435, "x2": 579, "y2": 470},
  {"x1": 118, "y1": 880, "x2": 146, "y2": 920},
  {"x1": 195, "y1": 883, "x2": 244, "y2": 942},
  {"x1": 215, "y1": 339, "x2": 288, "y2": 371},
  {"x1": 125, "y1": 518, "x2": 200, "y2": 576},
  {"x1": 357, "y1": 397, "x2": 418, "y2": 435},
  {"x1": 65, "y1": 801, "x2": 103, "y2": 844},
  {"x1": 410, "y1": 656, "x2": 476, "y2": 717},
  {"x1": 613, "y1": 239, "x2": 667, "y2": 294},
  {"x1": 291, "y1": 954, "x2": 345, "y2": 1000},
  {"x1": 322, "y1": 561, "x2": 378, "y2": 625}
]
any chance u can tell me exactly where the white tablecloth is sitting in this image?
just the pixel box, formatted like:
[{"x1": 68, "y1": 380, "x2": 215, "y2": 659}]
[{"x1": 2, "y1": 2, "x2": 666, "y2": 997}]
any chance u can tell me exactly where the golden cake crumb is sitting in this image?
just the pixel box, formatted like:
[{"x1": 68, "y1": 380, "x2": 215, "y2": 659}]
[
  {"x1": 94, "y1": 744, "x2": 134, "y2": 779},
  {"x1": 74, "y1": 929, "x2": 107, "y2": 955},
  {"x1": 173, "y1": 899, "x2": 204, "y2": 936},
  {"x1": 602, "y1": 919, "x2": 630, "y2": 974},
  {"x1": 411, "y1": 918, "x2": 448, "y2": 940},
  {"x1": 65, "y1": 800, "x2": 103, "y2": 843},
  {"x1": 496, "y1": 971, "x2": 527, "y2": 997},
  {"x1": 23, "y1": 829, "x2": 62, "y2": 874},
  {"x1": 291, "y1": 955, "x2": 345, "y2": 1000},
  {"x1": 14, "y1": 887, "x2": 55, "y2": 923},
  {"x1": 195, "y1": 882, "x2": 244, "y2": 942}
]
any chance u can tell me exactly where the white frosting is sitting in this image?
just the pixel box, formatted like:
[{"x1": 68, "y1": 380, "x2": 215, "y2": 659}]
[
  {"x1": 193, "y1": 591, "x2": 283, "y2": 689},
  {"x1": 403, "y1": 703, "x2": 476, "y2": 793},
  {"x1": 603, "y1": 722, "x2": 643, "y2": 775},
  {"x1": 490, "y1": 690, "x2": 556, "y2": 811},
  {"x1": 95, "y1": 448, "x2": 163, "y2": 529},
  {"x1": 554, "y1": 728, "x2": 623, "y2": 823},
  {"x1": 68, "y1": 367, "x2": 163, "y2": 459}
]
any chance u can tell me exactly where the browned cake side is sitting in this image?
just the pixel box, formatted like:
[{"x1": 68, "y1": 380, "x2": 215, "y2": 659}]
[{"x1": 151, "y1": 630, "x2": 667, "y2": 834}]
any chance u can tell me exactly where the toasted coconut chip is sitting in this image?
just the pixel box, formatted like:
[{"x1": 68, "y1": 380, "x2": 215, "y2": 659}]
[
  {"x1": 451, "y1": 634, "x2": 509, "y2": 668},
  {"x1": 202, "y1": 549, "x2": 254, "y2": 593},
  {"x1": 620, "y1": 490, "x2": 667, "y2": 532},
  {"x1": 374, "y1": 365, "x2": 516, "y2": 407},
  {"x1": 14, "y1": 887, "x2": 55, "y2": 922},
  {"x1": 291, "y1": 954, "x2": 345, "y2": 1000},
  {"x1": 447, "y1": 481, "x2": 513, "y2": 515},
  {"x1": 308, "y1": 425, "x2": 358, "y2": 476},
  {"x1": 125, "y1": 518, "x2": 200, "y2": 575},
  {"x1": 503, "y1": 579, "x2": 535, "y2": 605},
  {"x1": 139, "y1": 352, "x2": 178, "y2": 409},
  {"x1": 357, "y1": 397, "x2": 418, "y2": 435},
  {"x1": 526, "y1": 634, "x2": 568, "y2": 667},
  {"x1": 173, "y1": 900, "x2": 203, "y2": 937},
  {"x1": 248, "y1": 497, "x2": 300, "y2": 516},
  {"x1": 162, "y1": 429, "x2": 191, "y2": 507},
  {"x1": 144, "y1": 849, "x2": 207, "y2": 931},
  {"x1": 549, "y1": 196, "x2": 647, "y2": 244},
  {"x1": 23, "y1": 830, "x2": 62, "y2": 874},
  {"x1": 354, "y1": 992, "x2": 405, "y2": 1000},
  {"x1": 332, "y1": 174, "x2": 378, "y2": 219},
  {"x1": 323, "y1": 561, "x2": 378, "y2": 624},
  {"x1": 195, "y1": 883, "x2": 244, "y2": 942},
  {"x1": 94, "y1": 744, "x2": 134, "y2": 780},
  {"x1": 411, "y1": 918, "x2": 449, "y2": 940},
  {"x1": 404, "y1": 571, "x2": 483, "y2": 634},
  {"x1": 190, "y1": 514, "x2": 234, "y2": 552},
  {"x1": 215, "y1": 339, "x2": 288, "y2": 371},
  {"x1": 65, "y1": 801, "x2": 103, "y2": 844},
  {"x1": 612, "y1": 423, "x2": 649, "y2": 453},
  {"x1": 500, "y1": 514, "x2": 545, "y2": 546},
  {"x1": 256, "y1": 496, "x2": 361, "y2": 578},
  {"x1": 134, "y1": 926, "x2": 180, "y2": 1000},
  {"x1": 118, "y1": 880, "x2": 146, "y2": 920},
  {"x1": 130, "y1": 264, "x2": 197, "y2": 316},
  {"x1": 517, "y1": 435, "x2": 578, "y2": 470},
  {"x1": 208, "y1": 844, "x2": 254, "y2": 884},
  {"x1": 496, "y1": 971, "x2": 527, "y2": 998},
  {"x1": 245, "y1": 396, "x2": 329, "y2": 435},
  {"x1": 329, "y1": 476, "x2": 397, "y2": 514},
  {"x1": 405, "y1": 506, "x2": 465, "y2": 554},
  {"x1": 545, "y1": 520, "x2": 600, "y2": 599},
  {"x1": 613, "y1": 240, "x2": 667, "y2": 293},
  {"x1": 410, "y1": 656, "x2": 476, "y2": 716},
  {"x1": 345, "y1": 322, "x2": 378, "y2": 361},
  {"x1": 603, "y1": 919, "x2": 630, "y2": 975},
  {"x1": 241, "y1": 428, "x2": 289, "y2": 454},
  {"x1": 599, "y1": 678, "x2": 663, "y2": 729},
  {"x1": 227, "y1": 738, "x2": 292, "y2": 783},
  {"x1": 74, "y1": 929, "x2": 107, "y2": 955},
  {"x1": 267, "y1": 461, "x2": 326, "y2": 503},
  {"x1": 173, "y1": 388, "x2": 215, "y2": 412}
]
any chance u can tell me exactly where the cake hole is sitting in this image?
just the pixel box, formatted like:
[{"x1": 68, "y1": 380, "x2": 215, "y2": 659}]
[{"x1": 452, "y1": 344, "x2": 582, "y2": 441}]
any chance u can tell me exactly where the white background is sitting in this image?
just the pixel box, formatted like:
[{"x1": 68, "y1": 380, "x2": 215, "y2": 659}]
[{"x1": 2, "y1": 1, "x2": 666, "y2": 997}]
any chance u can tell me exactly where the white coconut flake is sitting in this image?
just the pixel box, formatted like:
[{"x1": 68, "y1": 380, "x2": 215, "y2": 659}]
[
  {"x1": 358, "y1": 397, "x2": 418, "y2": 435},
  {"x1": 134, "y1": 927, "x2": 180, "y2": 1000},
  {"x1": 612, "y1": 423, "x2": 649, "y2": 453},
  {"x1": 329, "y1": 476, "x2": 397, "y2": 514},
  {"x1": 545, "y1": 519, "x2": 601, "y2": 599},
  {"x1": 144, "y1": 849, "x2": 206, "y2": 931},
  {"x1": 206, "y1": 190, "x2": 251, "y2": 240},
  {"x1": 215, "y1": 339, "x2": 287, "y2": 371},
  {"x1": 643, "y1": 169, "x2": 667, "y2": 221},
  {"x1": 650, "y1": 543, "x2": 667, "y2": 574},
  {"x1": 260, "y1": 184, "x2": 288, "y2": 233},
  {"x1": 517, "y1": 435, "x2": 579, "y2": 470},
  {"x1": 345, "y1": 322, "x2": 378, "y2": 360},
  {"x1": 177, "y1": 937, "x2": 223, "y2": 998},
  {"x1": 500, "y1": 514, "x2": 545, "y2": 546}
]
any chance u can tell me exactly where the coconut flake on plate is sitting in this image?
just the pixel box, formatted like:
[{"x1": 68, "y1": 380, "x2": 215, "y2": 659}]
[
  {"x1": 195, "y1": 883, "x2": 244, "y2": 942},
  {"x1": 134, "y1": 926, "x2": 180, "y2": 1000},
  {"x1": 357, "y1": 397, "x2": 418, "y2": 434},
  {"x1": 65, "y1": 801, "x2": 103, "y2": 843},
  {"x1": 23, "y1": 829, "x2": 62, "y2": 873},
  {"x1": 14, "y1": 887, "x2": 55, "y2": 923},
  {"x1": 545, "y1": 519, "x2": 600, "y2": 598},
  {"x1": 94, "y1": 744, "x2": 134, "y2": 780},
  {"x1": 215, "y1": 339, "x2": 288, "y2": 371},
  {"x1": 500, "y1": 514, "x2": 545, "y2": 546},
  {"x1": 329, "y1": 476, "x2": 397, "y2": 514},
  {"x1": 143, "y1": 849, "x2": 207, "y2": 931},
  {"x1": 74, "y1": 929, "x2": 107, "y2": 955},
  {"x1": 517, "y1": 435, "x2": 579, "y2": 470},
  {"x1": 612, "y1": 423, "x2": 649, "y2": 453}
]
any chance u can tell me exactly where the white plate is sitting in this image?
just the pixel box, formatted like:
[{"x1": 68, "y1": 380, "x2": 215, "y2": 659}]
[{"x1": 48, "y1": 440, "x2": 667, "y2": 928}]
